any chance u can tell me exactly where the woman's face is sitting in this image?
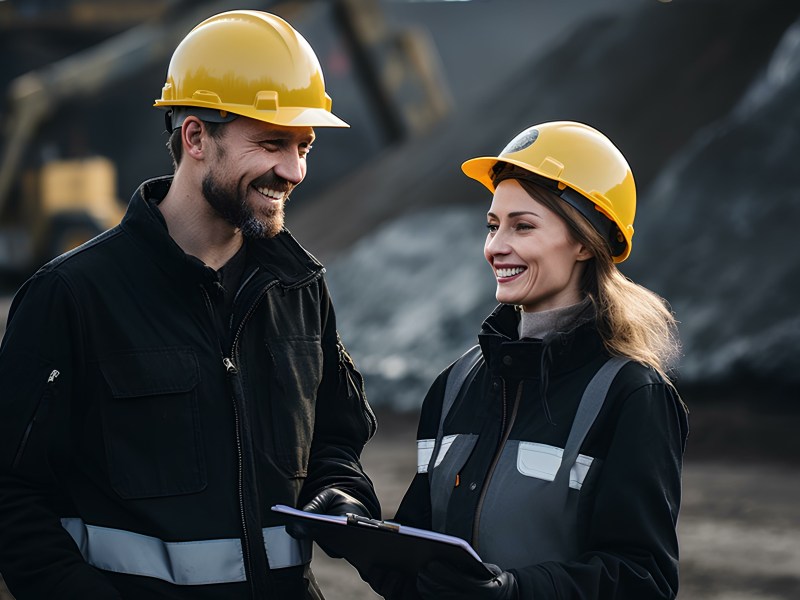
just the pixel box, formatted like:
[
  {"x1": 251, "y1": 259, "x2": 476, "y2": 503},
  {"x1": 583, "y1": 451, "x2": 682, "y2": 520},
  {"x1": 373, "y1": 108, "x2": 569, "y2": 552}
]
[{"x1": 484, "y1": 179, "x2": 591, "y2": 313}]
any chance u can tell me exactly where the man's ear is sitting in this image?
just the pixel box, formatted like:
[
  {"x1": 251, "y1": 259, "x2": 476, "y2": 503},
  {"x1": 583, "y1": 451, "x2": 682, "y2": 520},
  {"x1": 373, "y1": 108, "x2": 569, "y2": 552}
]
[{"x1": 182, "y1": 117, "x2": 206, "y2": 161}]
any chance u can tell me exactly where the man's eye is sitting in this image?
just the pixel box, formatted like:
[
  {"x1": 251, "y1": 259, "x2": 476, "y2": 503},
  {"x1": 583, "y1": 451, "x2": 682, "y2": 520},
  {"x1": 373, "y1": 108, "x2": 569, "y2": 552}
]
[{"x1": 300, "y1": 144, "x2": 313, "y2": 158}]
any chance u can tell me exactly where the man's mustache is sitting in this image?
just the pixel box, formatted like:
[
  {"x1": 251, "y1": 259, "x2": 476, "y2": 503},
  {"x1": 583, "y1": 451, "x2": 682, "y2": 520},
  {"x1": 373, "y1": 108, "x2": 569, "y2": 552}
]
[{"x1": 252, "y1": 172, "x2": 293, "y2": 195}]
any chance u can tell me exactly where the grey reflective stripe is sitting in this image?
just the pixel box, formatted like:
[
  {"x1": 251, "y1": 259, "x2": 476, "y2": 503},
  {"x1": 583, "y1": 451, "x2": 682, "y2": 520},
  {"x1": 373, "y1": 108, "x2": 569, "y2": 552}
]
[
  {"x1": 428, "y1": 345, "x2": 483, "y2": 531},
  {"x1": 427, "y1": 345, "x2": 483, "y2": 475},
  {"x1": 263, "y1": 525, "x2": 312, "y2": 569},
  {"x1": 556, "y1": 356, "x2": 630, "y2": 483},
  {"x1": 61, "y1": 518, "x2": 311, "y2": 585}
]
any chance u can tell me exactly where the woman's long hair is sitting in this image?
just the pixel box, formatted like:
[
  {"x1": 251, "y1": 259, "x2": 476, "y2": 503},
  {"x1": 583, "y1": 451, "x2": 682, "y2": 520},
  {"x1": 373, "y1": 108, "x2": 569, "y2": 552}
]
[{"x1": 516, "y1": 179, "x2": 682, "y2": 384}]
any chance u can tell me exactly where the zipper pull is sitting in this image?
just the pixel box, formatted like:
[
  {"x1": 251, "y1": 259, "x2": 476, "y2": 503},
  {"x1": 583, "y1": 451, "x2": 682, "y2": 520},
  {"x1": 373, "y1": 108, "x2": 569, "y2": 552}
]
[
  {"x1": 223, "y1": 357, "x2": 238, "y2": 374},
  {"x1": 48, "y1": 369, "x2": 60, "y2": 383}
]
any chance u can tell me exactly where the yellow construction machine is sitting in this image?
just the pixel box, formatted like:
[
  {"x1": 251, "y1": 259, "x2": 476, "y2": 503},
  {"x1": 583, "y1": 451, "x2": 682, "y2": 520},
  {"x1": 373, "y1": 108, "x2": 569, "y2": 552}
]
[{"x1": 0, "y1": 0, "x2": 450, "y2": 287}]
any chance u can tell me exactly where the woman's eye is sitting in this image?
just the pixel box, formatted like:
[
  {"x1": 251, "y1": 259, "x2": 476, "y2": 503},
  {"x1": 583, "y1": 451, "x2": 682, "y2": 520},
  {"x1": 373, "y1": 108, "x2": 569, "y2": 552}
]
[
  {"x1": 486, "y1": 223, "x2": 498, "y2": 233},
  {"x1": 300, "y1": 144, "x2": 313, "y2": 158},
  {"x1": 516, "y1": 222, "x2": 534, "y2": 231}
]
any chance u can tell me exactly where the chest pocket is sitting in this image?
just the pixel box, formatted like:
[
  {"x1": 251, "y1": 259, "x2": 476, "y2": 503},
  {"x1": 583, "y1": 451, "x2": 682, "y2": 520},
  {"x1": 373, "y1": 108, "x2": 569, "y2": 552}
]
[
  {"x1": 99, "y1": 348, "x2": 206, "y2": 499},
  {"x1": 266, "y1": 336, "x2": 323, "y2": 477}
]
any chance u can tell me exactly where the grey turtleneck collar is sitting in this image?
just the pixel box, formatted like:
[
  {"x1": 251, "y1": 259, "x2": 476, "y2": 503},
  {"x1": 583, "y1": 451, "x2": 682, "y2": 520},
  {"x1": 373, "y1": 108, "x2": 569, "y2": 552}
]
[{"x1": 517, "y1": 297, "x2": 592, "y2": 340}]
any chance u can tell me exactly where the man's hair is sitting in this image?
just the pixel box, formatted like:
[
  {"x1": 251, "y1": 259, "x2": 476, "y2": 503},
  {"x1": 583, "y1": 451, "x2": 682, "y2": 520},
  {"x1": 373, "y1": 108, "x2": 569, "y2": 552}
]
[{"x1": 166, "y1": 120, "x2": 226, "y2": 171}]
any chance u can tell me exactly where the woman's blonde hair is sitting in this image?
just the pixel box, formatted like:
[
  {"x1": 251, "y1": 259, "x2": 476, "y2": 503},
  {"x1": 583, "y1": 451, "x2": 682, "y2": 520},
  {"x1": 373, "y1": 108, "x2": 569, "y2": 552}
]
[{"x1": 516, "y1": 179, "x2": 682, "y2": 384}]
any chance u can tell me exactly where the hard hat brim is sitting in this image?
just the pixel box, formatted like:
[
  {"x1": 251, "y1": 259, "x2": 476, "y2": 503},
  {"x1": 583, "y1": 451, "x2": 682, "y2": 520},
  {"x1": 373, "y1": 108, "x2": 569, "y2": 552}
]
[
  {"x1": 461, "y1": 156, "x2": 525, "y2": 193},
  {"x1": 154, "y1": 100, "x2": 349, "y2": 128}
]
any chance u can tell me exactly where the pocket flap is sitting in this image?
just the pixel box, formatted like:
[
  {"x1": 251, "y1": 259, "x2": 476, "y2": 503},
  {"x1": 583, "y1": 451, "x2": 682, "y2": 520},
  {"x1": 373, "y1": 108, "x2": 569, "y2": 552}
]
[
  {"x1": 100, "y1": 348, "x2": 198, "y2": 397},
  {"x1": 517, "y1": 442, "x2": 562, "y2": 482},
  {"x1": 517, "y1": 441, "x2": 595, "y2": 490}
]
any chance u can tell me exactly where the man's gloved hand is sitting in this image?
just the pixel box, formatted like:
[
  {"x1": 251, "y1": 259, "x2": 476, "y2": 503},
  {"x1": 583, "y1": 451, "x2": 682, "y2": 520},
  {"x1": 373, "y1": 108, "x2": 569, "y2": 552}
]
[
  {"x1": 417, "y1": 560, "x2": 518, "y2": 600},
  {"x1": 288, "y1": 488, "x2": 370, "y2": 559},
  {"x1": 302, "y1": 487, "x2": 370, "y2": 518}
]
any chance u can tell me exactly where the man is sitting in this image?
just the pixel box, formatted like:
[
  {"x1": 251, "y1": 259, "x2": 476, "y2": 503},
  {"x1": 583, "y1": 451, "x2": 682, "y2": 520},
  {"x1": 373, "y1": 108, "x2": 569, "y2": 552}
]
[{"x1": 0, "y1": 10, "x2": 379, "y2": 599}]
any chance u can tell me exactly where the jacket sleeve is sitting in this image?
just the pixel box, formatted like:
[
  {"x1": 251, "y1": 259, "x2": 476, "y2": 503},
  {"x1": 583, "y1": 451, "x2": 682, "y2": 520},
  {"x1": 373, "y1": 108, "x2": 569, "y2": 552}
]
[
  {"x1": 298, "y1": 280, "x2": 381, "y2": 518},
  {"x1": 511, "y1": 381, "x2": 689, "y2": 600},
  {"x1": 0, "y1": 271, "x2": 122, "y2": 599},
  {"x1": 361, "y1": 370, "x2": 448, "y2": 600}
]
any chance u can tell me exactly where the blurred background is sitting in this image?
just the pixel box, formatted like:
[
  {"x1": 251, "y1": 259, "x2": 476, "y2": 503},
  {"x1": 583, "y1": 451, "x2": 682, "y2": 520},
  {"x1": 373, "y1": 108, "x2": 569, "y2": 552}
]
[{"x1": 1, "y1": 0, "x2": 799, "y2": 598}]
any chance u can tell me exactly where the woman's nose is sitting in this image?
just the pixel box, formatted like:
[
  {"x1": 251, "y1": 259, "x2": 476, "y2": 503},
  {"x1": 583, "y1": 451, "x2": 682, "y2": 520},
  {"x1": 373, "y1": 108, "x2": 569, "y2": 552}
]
[
  {"x1": 485, "y1": 230, "x2": 510, "y2": 256},
  {"x1": 483, "y1": 234, "x2": 511, "y2": 259}
]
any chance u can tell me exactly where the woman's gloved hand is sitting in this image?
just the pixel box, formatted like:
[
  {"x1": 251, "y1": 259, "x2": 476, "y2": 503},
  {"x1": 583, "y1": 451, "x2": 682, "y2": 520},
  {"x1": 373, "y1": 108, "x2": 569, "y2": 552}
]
[
  {"x1": 361, "y1": 565, "x2": 421, "y2": 600},
  {"x1": 417, "y1": 560, "x2": 518, "y2": 600}
]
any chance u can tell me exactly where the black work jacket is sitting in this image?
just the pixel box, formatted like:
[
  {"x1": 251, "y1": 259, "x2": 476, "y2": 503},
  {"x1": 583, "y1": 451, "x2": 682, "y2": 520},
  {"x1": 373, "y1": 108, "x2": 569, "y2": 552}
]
[
  {"x1": 393, "y1": 304, "x2": 689, "y2": 600},
  {"x1": 0, "y1": 177, "x2": 379, "y2": 599}
]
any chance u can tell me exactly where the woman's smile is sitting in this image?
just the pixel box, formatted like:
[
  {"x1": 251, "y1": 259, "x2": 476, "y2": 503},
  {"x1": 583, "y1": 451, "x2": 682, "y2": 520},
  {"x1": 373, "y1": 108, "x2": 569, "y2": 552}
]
[{"x1": 494, "y1": 265, "x2": 527, "y2": 281}]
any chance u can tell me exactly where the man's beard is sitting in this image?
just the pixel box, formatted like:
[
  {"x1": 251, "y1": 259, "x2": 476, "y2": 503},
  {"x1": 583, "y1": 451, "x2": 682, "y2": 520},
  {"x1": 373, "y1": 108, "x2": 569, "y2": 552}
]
[{"x1": 201, "y1": 171, "x2": 289, "y2": 239}]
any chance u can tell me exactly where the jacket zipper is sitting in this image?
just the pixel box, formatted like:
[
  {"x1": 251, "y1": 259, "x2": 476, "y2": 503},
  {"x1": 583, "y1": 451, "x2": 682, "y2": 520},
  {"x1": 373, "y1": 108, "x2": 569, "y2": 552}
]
[
  {"x1": 204, "y1": 267, "x2": 324, "y2": 594},
  {"x1": 202, "y1": 284, "x2": 259, "y2": 595},
  {"x1": 226, "y1": 279, "x2": 279, "y2": 596},
  {"x1": 337, "y1": 337, "x2": 377, "y2": 437},
  {"x1": 12, "y1": 369, "x2": 60, "y2": 469},
  {"x1": 222, "y1": 355, "x2": 253, "y2": 592},
  {"x1": 471, "y1": 379, "x2": 523, "y2": 550}
]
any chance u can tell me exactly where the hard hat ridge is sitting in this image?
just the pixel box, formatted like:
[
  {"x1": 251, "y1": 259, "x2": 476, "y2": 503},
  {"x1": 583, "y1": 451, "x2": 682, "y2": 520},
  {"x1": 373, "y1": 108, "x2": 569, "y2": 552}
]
[{"x1": 154, "y1": 10, "x2": 348, "y2": 128}]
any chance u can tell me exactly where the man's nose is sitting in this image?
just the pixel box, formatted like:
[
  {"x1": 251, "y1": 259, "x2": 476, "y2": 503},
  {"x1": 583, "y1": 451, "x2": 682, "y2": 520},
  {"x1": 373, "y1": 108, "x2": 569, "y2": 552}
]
[{"x1": 273, "y1": 151, "x2": 306, "y2": 185}]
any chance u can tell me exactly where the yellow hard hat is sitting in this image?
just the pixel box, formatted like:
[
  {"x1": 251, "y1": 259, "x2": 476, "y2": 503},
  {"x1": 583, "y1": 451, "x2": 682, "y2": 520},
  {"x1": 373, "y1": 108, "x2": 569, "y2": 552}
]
[
  {"x1": 154, "y1": 10, "x2": 347, "y2": 128},
  {"x1": 462, "y1": 121, "x2": 635, "y2": 262}
]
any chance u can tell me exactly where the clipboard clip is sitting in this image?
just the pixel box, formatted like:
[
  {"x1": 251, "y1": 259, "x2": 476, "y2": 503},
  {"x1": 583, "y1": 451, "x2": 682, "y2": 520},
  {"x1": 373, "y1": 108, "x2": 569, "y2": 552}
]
[{"x1": 346, "y1": 513, "x2": 401, "y2": 532}]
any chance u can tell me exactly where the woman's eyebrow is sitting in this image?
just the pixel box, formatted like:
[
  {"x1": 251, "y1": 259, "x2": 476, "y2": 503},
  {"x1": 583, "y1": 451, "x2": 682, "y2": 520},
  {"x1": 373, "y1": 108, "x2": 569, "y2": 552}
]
[{"x1": 487, "y1": 211, "x2": 540, "y2": 218}]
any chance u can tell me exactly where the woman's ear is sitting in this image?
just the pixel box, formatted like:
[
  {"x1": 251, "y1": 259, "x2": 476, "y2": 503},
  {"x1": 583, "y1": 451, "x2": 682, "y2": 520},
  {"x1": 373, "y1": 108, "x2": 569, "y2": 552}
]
[{"x1": 576, "y1": 243, "x2": 594, "y2": 262}]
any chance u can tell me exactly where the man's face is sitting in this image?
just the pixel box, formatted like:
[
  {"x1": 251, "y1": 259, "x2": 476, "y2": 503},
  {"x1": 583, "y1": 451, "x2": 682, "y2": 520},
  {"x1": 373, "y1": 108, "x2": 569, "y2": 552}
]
[{"x1": 201, "y1": 117, "x2": 315, "y2": 238}]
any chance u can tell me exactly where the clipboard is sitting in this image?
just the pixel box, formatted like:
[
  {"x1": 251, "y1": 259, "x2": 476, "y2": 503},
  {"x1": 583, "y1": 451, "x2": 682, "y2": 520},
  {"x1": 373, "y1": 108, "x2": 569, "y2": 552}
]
[{"x1": 271, "y1": 505, "x2": 492, "y2": 577}]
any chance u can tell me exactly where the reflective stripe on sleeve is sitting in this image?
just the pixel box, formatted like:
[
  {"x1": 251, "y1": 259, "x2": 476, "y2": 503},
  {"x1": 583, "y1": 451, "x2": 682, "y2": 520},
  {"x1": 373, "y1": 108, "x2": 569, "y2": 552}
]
[
  {"x1": 61, "y1": 518, "x2": 311, "y2": 585},
  {"x1": 417, "y1": 438, "x2": 435, "y2": 473},
  {"x1": 263, "y1": 525, "x2": 312, "y2": 569},
  {"x1": 417, "y1": 434, "x2": 459, "y2": 473}
]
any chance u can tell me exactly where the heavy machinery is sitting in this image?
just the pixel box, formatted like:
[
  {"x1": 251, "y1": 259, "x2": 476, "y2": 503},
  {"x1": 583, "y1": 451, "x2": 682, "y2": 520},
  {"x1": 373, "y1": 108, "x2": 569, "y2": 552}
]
[
  {"x1": 3, "y1": 155, "x2": 126, "y2": 271},
  {"x1": 0, "y1": 0, "x2": 451, "y2": 289}
]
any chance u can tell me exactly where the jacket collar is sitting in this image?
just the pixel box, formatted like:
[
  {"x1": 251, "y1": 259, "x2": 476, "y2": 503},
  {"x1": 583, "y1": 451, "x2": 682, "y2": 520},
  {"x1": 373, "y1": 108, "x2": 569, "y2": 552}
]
[
  {"x1": 478, "y1": 303, "x2": 605, "y2": 380},
  {"x1": 120, "y1": 176, "x2": 324, "y2": 289}
]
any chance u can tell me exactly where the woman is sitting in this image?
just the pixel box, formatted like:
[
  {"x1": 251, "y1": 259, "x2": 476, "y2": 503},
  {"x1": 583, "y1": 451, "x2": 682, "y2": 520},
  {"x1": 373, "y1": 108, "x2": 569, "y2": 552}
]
[{"x1": 367, "y1": 121, "x2": 688, "y2": 599}]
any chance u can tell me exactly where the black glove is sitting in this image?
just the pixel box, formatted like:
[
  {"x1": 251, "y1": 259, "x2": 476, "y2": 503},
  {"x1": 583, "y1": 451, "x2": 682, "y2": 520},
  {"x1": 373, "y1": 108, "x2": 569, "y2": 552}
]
[
  {"x1": 417, "y1": 560, "x2": 518, "y2": 600},
  {"x1": 302, "y1": 487, "x2": 370, "y2": 518},
  {"x1": 288, "y1": 488, "x2": 370, "y2": 558}
]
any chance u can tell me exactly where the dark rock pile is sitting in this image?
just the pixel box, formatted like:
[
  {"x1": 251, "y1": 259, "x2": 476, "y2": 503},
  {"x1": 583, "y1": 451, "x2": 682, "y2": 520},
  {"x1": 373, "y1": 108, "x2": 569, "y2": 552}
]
[{"x1": 299, "y1": 1, "x2": 800, "y2": 408}]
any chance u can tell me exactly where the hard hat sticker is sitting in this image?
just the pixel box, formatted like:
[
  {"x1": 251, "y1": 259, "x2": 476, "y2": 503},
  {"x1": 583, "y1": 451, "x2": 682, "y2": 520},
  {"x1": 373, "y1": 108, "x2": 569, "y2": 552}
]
[{"x1": 501, "y1": 127, "x2": 539, "y2": 155}]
